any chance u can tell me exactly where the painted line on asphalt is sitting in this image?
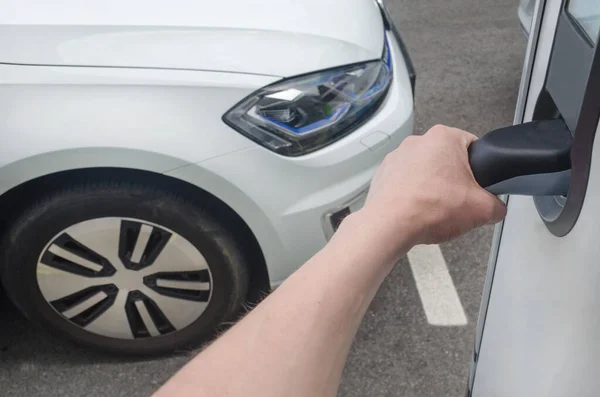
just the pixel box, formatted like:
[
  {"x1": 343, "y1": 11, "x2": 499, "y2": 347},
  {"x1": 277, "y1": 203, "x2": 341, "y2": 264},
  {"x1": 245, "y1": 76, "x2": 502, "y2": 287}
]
[{"x1": 407, "y1": 244, "x2": 468, "y2": 326}]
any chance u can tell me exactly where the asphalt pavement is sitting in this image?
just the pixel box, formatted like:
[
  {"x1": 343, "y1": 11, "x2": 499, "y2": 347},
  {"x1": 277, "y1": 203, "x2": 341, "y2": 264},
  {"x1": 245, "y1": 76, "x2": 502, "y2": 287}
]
[{"x1": 0, "y1": 1, "x2": 526, "y2": 396}]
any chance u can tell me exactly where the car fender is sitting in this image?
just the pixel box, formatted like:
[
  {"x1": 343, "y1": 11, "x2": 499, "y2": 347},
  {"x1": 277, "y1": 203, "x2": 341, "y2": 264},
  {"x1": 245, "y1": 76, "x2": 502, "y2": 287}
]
[
  {"x1": 0, "y1": 147, "x2": 190, "y2": 194},
  {"x1": 166, "y1": 154, "x2": 285, "y2": 285},
  {"x1": 0, "y1": 146, "x2": 280, "y2": 282}
]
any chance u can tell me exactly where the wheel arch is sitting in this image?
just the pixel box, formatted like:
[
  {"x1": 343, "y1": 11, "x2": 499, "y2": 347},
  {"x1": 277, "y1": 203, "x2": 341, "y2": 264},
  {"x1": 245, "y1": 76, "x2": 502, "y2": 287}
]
[{"x1": 0, "y1": 162, "x2": 271, "y2": 302}]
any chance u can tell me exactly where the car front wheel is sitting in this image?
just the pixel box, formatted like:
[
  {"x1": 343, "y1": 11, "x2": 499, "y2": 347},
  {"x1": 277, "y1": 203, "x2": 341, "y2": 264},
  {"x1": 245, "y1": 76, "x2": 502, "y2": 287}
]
[{"x1": 0, "y1": 181, "x2": 249, "y2": 355}]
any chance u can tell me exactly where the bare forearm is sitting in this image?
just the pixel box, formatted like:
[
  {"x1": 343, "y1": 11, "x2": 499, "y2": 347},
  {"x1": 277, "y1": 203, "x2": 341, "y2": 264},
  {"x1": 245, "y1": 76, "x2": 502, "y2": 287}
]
[
  {"x1": 154, "y1": 210, "x2": 414, "y2": 397},
  {"x1": 154, "y1": 125, "x2": 506, "y2": 397}
]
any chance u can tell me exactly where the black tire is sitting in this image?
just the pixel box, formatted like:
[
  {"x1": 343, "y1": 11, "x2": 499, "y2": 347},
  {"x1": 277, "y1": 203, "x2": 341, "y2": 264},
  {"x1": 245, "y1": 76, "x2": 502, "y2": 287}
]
[{"x1": 0, "y1": 181, "x2": 249, "y2": 355}]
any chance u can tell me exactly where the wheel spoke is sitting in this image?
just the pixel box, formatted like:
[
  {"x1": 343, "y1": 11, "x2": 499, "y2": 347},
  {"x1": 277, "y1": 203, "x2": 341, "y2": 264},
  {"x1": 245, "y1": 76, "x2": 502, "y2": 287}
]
[
  {"x1": 61, "y1": 291, "x2": 107, "y2": 319},
  {"x1": 50, "y1": 284, "x2": 118, "y2": 327},
  {"x1": 142, "y1": 287, "x2": 209, "y2": 330},
  {"x1": 40, "y1": 232, "x2": 115, "y2": 277},
  {"x1": 131, "y1": 224, "x2": 153, "y2": 263},
  {"x1": 124, "y1": 291, "x2": 177, "y2": 338},
  {"x1": 134, "y1": 300, "x2": 161, "y2": 337},
  {"x1": 84, "y1": 290, "x2": 134, "y2": 339},
  {"x1": 37, "y1": 263, "x2": 113, "y2": 301},
  {"x1": 47, "y1": 244, "x2": 103, "y2": 273},
  {"x1": 144, "y1": 270, "x2": 211, "y2": 302},
  {"x1": 64, "y1": 218, "x2": 125, "y2": 272},
  {"x1": 155, "y1": 279, "x2": 210, "y2": 291},
  {"x1": 138, "y1": 234, "x2": 208, "y2": 275},
  {"x1": 120, "y1": 221, "x2": 171, "y2": 271}
]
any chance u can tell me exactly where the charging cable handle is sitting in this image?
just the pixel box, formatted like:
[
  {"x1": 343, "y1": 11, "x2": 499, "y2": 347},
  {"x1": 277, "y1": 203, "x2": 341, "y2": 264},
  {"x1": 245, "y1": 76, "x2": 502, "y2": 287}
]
[{"x1": 468, "y1": 119, "x2": 572, "y2": 196}]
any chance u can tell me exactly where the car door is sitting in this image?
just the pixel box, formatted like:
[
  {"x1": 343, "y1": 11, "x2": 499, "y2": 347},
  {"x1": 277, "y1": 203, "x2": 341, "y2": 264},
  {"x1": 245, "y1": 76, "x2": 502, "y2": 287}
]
[{"x1": 467, "y1": 0, "x2": 600, "y2": 396}]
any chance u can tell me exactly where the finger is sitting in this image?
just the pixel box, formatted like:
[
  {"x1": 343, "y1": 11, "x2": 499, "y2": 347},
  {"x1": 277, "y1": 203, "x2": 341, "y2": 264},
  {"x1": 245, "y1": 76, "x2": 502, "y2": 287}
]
[
  {"x1": 462, "y1": 132, "x2": 478, "y2": 148},
  {"x1": 480, "y1": 192, "x2": 507, "y2": 225},
  {"x1": 427, "y1": 125, "x2": 478, "y2": 148},
  {"x1": 488, "y1": 195, "x2": 508, "y2": 224},
  {"x1": 449, "y1": 128, "x2": 478, "y2": 148},
  {"x1": 469, "y1": 189, "x2": 507, "y2": 227}
]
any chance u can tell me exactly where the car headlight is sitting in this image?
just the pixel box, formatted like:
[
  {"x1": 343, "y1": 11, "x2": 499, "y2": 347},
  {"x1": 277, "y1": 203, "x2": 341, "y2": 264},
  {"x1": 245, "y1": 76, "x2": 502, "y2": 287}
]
[{"x1": 223, "y1": 39, "x2": 393, "y2": 157}]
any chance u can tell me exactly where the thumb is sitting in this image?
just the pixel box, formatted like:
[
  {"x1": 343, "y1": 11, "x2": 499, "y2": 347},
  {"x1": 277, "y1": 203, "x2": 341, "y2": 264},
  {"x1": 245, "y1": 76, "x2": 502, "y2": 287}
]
[{"x1": 486, "y1": 194, "x2": 507, "y2": 224}]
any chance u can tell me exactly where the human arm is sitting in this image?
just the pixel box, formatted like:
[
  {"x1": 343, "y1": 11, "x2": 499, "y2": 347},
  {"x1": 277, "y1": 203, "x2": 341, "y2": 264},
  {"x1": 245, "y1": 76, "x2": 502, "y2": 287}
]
[{"x1": 153, "y1": 125, "x2": 506, "y2": 397}]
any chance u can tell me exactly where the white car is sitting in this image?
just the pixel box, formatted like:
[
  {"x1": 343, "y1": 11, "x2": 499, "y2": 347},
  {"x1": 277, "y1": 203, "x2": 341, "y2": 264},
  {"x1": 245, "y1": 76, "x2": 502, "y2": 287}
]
[{"x1": 0, "y1": 0, "x2": 415, "y2": 354}]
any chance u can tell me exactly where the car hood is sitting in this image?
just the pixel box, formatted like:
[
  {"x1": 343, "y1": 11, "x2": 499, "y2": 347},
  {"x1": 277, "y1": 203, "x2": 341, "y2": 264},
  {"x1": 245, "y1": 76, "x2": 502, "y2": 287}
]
[{"x1": 0, "y1": 0, "x2": 385, "y2": 77}]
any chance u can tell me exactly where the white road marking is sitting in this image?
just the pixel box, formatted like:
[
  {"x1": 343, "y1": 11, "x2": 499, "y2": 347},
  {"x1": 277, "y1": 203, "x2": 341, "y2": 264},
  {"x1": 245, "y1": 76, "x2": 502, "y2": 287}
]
[{"x1": 407, "y1": 244, "x2": 468, "y2": 326}]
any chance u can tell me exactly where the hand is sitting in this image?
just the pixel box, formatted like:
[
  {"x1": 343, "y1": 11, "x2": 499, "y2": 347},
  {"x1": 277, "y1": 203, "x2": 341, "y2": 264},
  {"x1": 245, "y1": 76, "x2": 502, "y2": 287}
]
[{"x1": 360, "y1": 125, "x2": 506, "y2": 247}]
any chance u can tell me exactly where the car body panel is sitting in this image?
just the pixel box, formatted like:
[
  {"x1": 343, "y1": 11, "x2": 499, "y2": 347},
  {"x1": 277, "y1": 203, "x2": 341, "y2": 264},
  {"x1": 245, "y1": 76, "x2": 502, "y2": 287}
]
[
  {"x1": 167, "y1": 31, "x2": 414, "y2": 284},
  {"x1": 0, "y1": 63, "x2": 276, "y2": 172},
  {"x1": 0, "y1": 0, "x2": 384, "y2": 77}
]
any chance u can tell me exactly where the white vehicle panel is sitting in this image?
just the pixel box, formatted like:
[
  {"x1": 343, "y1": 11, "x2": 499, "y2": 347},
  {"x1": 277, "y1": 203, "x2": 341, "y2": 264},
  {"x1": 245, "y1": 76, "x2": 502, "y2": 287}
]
[
  {"x1": 0, "y1": 0, "x2": 385, "y2": 77},
  {"x1": 0, "y1": 63, "x2": 276, "y2": 179}
]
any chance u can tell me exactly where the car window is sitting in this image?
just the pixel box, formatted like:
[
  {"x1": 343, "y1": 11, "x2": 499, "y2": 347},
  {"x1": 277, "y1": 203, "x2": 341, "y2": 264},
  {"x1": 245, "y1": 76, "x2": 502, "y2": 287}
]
[{"x1": 568, "y1": 0, "x2": 600, "y2": 44}]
